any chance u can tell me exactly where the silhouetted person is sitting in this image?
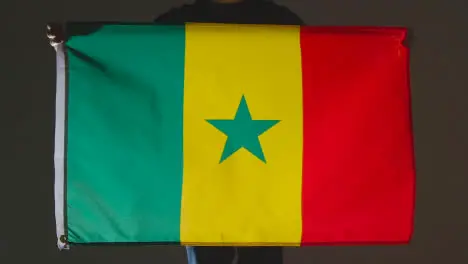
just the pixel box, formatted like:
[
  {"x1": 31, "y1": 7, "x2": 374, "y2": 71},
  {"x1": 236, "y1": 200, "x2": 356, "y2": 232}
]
[{"x1": 47, "y1": 1, "x2": 303, "y2": 263}]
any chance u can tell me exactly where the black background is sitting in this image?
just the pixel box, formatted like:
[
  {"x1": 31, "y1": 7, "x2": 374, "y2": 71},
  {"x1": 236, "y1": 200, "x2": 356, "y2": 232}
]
[{"x1": 2, "y1": 0, "x2": 468, "y2": 263}]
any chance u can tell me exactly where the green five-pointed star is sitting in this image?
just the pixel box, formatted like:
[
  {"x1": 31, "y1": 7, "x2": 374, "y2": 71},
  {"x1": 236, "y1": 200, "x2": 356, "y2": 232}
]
[{"x1": 207, "y1": 95, "x2": 280, "y2": 163}]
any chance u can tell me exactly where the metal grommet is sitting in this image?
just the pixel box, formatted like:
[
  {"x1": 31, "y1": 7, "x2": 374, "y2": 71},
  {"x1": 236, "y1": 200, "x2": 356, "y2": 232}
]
[{"x1": 59, "y1": 235, "x2": 68, "y2": 243}]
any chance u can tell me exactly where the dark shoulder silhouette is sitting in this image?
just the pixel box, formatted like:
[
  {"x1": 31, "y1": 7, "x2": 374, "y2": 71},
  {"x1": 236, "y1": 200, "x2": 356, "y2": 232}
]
[
  {"x1": 49, "y1": 1, "x2": 303, "y2": 44},
  {"x1": 155, "y1": 0, "x2": 304, "y2": 25}
]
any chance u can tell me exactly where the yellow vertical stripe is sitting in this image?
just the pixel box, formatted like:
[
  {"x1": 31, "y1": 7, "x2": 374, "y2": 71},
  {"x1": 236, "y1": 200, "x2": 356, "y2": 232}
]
[{"x1": 181, "y1": 23, "x2": 303, "y2": 245}]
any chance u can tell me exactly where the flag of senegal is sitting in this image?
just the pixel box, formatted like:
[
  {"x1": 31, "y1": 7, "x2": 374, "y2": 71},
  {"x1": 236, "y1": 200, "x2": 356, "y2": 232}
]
[{"x1": 53, "y1": 23, "x2": 415, "y2": 248}]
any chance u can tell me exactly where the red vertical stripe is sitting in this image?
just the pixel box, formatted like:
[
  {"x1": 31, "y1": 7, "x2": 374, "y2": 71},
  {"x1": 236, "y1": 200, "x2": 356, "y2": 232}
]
[{"x1": 300, "y1": 27, "x2": 415, "y2": 244}]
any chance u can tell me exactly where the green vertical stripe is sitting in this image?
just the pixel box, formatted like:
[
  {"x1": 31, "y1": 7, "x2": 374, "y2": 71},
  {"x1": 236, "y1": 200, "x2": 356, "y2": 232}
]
[{"x1": 66, "y1": 25, "x2": 185, "y2": 243}]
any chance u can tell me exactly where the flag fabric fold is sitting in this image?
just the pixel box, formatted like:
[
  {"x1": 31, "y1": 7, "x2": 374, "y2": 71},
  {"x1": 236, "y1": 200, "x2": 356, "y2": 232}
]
[{"x1": 54, "y1": 23, "x2": 415, "y2": 248}]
